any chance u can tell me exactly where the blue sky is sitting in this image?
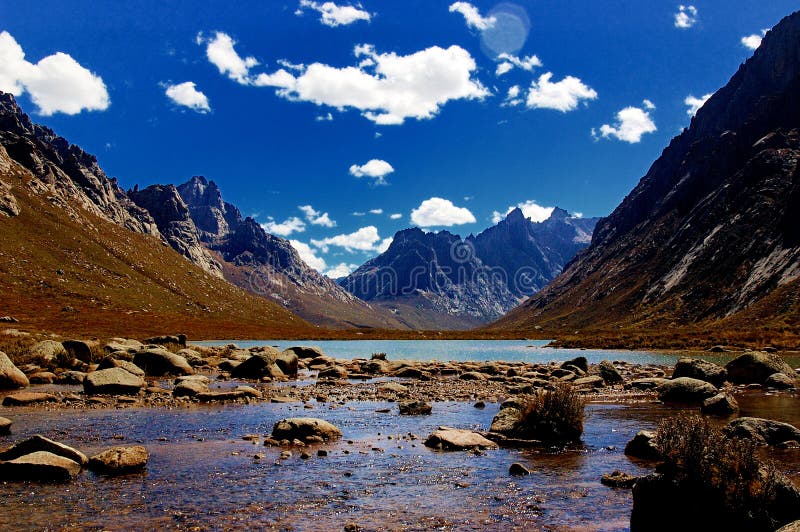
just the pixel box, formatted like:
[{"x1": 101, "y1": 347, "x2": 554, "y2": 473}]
[{"x1": 0, "y1": 0, "x2": 796, "y2": 277}]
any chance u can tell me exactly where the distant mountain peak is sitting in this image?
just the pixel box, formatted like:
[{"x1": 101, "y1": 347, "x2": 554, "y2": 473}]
[{"x1": 547, "y1": 207, "x2": 570, "y2": 221}]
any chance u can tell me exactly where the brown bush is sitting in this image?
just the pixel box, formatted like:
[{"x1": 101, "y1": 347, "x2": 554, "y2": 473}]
[
  {"x1": 0, "y1": 335, "x2": 37, "y2": 365},
  {"x1": 514, "y1": 383, "x2": 586, "y2": 442}
]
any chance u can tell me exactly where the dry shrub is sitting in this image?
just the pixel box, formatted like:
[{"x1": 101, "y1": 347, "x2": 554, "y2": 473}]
[
  {"x1": 0, "y1": 334, "x2": 37, "y2": 365},
  {"x1": 515, "y1": 383, "x2": 586, "y2": 442}
]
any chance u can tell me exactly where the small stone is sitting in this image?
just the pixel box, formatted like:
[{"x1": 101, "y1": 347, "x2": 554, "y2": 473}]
[
  {"x1": 88, "y1": 446, "x2": 148, "y2": 475},
  {"x1": 601, "y1": 470, "x2": 638, "y2": 488},
  {"x1": 509, "y1": 462, "x2": 531, "y2": 476}
]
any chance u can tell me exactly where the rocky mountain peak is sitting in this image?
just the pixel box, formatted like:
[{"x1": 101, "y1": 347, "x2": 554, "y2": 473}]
[
  {"x1": 176, "y1": 175, "x2": 241, "y2": 241},
  {"x1": 504, "y1": 207, "x2": 526, "y2": 224}
]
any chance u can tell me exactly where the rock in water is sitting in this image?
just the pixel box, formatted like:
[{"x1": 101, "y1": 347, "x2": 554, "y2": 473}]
[
  {"x1": 0, "y1": 434, "x2": 88, "y2": 465},
  {"x1": 0, "y1": 416, "x2": 11, "y2": 434},
  {"x1": 275, "y1": 350, "x2": 299, "y2": 376},
  {"x1": 700, "y1": 393, "x2": 739, "y2": 416},
  {"x1": 598, "y1": 360, "x2": 624, "y2": 384},
  {"x1": 601, "y1": 470, "x2": 639, "y2": 488},
  {"x1": 230, "y1": 349, "x2": 281, "y2": 379},
  {"x1": 624, "y1": 430, "x2": 660, "y2": 460},
  {"x1": 765, "y1": 373, "x2": 797, "y2": 390},
  {"x1": 0, "y1": 451, "x2": 81, "y2": 482},
  {"x1": 88, "y1": 446, "x2": 148, "y2": 475},
  {"x1": 83, "y1": 367, "x2": 145, "y2": 395},
  {"x1": 271, "y1": 418, "x2": 342, "y2": 443},
  {"x1": 509, "y1": 462, "x2": 531, "y2": 476},
  {"x1": 725, "y1": 352, "x2": 796, "y2": 385},
  {"x1": 2, "y1": 392, "x2": 58, "y2": 406},
  {"x1": 282, "y1": 346, "x2": 324, "y2": 360},
  {"x1": 133, "y1": 348, "x2": 193, "y2": 376},
  {"x1": 657, "y1": 377, "x2": 718, "y2": 404},
  {"x1": 671, "y1": 358, "x2": 727, "y2": 386},
  {"x1": 724, "y1": 417, "x2": 800, "y2": 446},
  {"x1": 424, "y1": 428, "x2": 499, "y2": 451},
  {"x1": 398, "y1": 400, "x2": 432, "y2": 415},
  {"x1": 0, "y1": 351, "x2": 29, "y2": 389}
]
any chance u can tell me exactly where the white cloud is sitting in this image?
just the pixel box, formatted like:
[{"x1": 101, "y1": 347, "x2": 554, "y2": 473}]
[
  {"x1": 449, "y1": 2, "x2": 496, "y2": 31},
  {"x1": 495, "y1": 53, "x2": 542, "y2": 76},
  {"x1": 390, "y1": 213, "x2": 402, "y2": 220},
  {"x1": 684, "y1": 93, "x2": 712, "y2": 116},
  {"x1": 504, "y1": 85, "x2": 523, "y2": 106},
  {"x1": 411, "y1": 197, "x2": 476, "y2": 228},
  {"x1": 573, "y1": 212, "x2": 584, "y2": 218},
  {"x1": 253, "y1": 43, "x2": 489, "y2": 125},
  {"x1": 674, "y1": 5, "x2": 698, "y2": 29},
  {"x1": 315, "y1": 112, "x2": 334, "y2": 121},
  {"x1": 594, "y1": 100, "x2": 657, "y2": 144},
  {"x1": 290, "y1": 240, "x2": 327, "y2": 272},
  {"x1": 324, "y1": 262, "x2": 359, "y2": 278},
  {"x1": 741, "y1": 30, "x2": 768, "y2": 51},
  {"x1": 491, "y1": 200, "x2": 555, "y2": 224},
  {"x1": 0, "y1": 31, "x2": 109, "y2": 116},
  {"x1": 526, "y1": 72, "x2": 598, "y2": 112},
  {"x1": 642, "y1": 99, "x2": 656, "y2": 110},
  {"x1": 163, "y1": 81, "x2": 210, "y2": 113},
  {"x1": 369, "y1": 208, "x2": 383, "y2": 215},
  {"x1": 352, "y1": 211, "x2": 366, "y2": 216},
  {"x1": 262, "y1": 216, "x2": 306, "y2": 236},
  {"x1": 298, "y1": 1, "x2": 371, "y2": 27},
  {"x1": 349, "y1": 159, "x2": 394, "y2": 185},
  {"x1": 298, "y1": 205, "x2": 336, "y2": 227},
  {"x1": 198, "y1": 31, "x2": 258, "y2": 84},
  {"x1": 311, "y1": 225, "x2": 390, "y2": 253}
]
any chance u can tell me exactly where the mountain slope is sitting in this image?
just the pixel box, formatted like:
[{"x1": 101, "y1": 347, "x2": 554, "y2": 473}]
[
  {"x1": 0, "y1": 93, "x2": 314, "y2": 339},
  {"x1": 492, "y1": 11, "x2": 800, "y2": 340}
]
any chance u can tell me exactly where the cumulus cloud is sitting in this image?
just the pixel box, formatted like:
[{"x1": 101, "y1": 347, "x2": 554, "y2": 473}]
[
  {"x1": 449, "y1": 2, "x2": 496, "y2": 31},
  {"x1": 297, "y1": 1, "x2": 371, "y2": 27},
  {"x1": 411, "y1": 197, "x2": 476, "y2": 228},
  {"x1": 198, "y1": 31, "x2": 258, "y2": 84},
  {"x1": 526, "y1": 72, "x2": 598, "y2": 112},
  {"x1": 311, "y1": 226, "x2": 391, "y2": 253},
  {"x1": 262, "y1": 216, "x2": 306, "y2": 236},
  {"x1": 349, "y1": 159, "x2": 394, "y2": 185},
  {"x1": 290, "y1": 239, "x2": 327, "y2": 271},
  {"x1": 741, "y1": 30, "x2": 768, "y2": 50},
  {"x1": 492, "y1": 200, "x2": 555, "y2": 224},
  {"x1": 0, "y1": 31, "x2": 109, "y2": 116},
  {"x1": 253, "y1": 43, "x2": 489, "y2": 125},
  {"x1": 593, "y1": 100, "x2": 657, "y2": 143},
  {"x1": 504, "y1": 85, "x2": 523, "y2": 107},
  {"x1": 163, "y1": 81, "x2": 210, "y2": 113},
  {"x1": 495, "y1": 53, "x2": 542, "y2": 76},
  {"x1": 684, "y1": 93, "x2": 712, "y2": 116},
  {"x1": 389, "y1": 213, "x2": 402, "y2": 220},
  {"x1": 369, "y1": 208, "x2": 383, "y2": 215},
  {"x1": 324, "y1": 262, "x2": 359, "y2": 278},
  {"x1": 315, "y1": 112, "x2": 334, "y2": 121},
  {"x1": 674, "y1": 5, "x2": 698, "y2": 29},
  {"x1": 299, "y1": 205, "x2": 336, "y2": 227}
]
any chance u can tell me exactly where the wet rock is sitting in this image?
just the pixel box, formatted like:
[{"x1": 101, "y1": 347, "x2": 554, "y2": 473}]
[
  {"x1": 724, "y1": 417, "x2": 800, "y2": 446},
  {"x1": 317, "y1": 366, "x2": 348, "y2": 380},
  {"x1": 0, "y1": 351, "x2": 29, "y2": 389},
  {"x1": 624, "y1": 430, "x2": 660, "y2": 460},
  {"x1": 398, "y1": 400, "x2": 432, "y2": 415},
  {"x1": 172, "y1": 379, "x2": 208, "y2": 397},
  {"x1": 235, "y1": 385, "x2": 262, "y2": 398},
  {"x1": 490, "y1": 402, "x2": 523, "y2": 434},
  {"x1": 97, "y1": 357, "x2": 145, "y2": 377},
  {"x1": 601, "y1": 470, "x2": 639, "y2": 488},
  {"x1": 83, "y1": 367, "x2": 145, "y2": 396},
  {"x1": 474, "y1": 400, "x2": 486, "y2": 409},
  {"x1": 28, "y1": 371, "x2": 56, "y2": 384},
  {"x1": 561, "y1": 356, "x2": 589, "y2": 373},
  {"x1": 700, "y1": 393, "x2": 739, "y2": 416},
  {"x1": 0, "y1": 416, "x2": 11, "y2": 434},
  {"x1": 133, "y1": 348, "x2": 193, "y2": 376},
  {"x1": 765, "y1": 372, "x2": 796, "y2": 390},
  {"x1": 0, "y1": 451, "x2": 81, "y2": 482},
  {"x1": 283, "y1": 346, "x2": 324, "y2": 360},
  {"x1": 629, "y1": 378, "x2": 668, "y2": 390},
  {"x1": 56, "y1": 370, "x2": 86, "y2": 384},
  {"x1": 573, "y1": 375, "x2": 604, "y2": 389},
  {"x1": 175, "y1": 349, "x2": 204, "y2": 367},
  {"x1": 509, "y1": 462, "x2": 531, "y2": 476},
  {"x1": 725, "y1": 352, "x2": 796, "y2": 385},
  {"x1": 377, "y1": 382, "x2": 408, "y2": 396},
  {"x1": 598, "y1": 360, "x2": 624, "y2": 384},
  {"x1": 0, "y1": 434, "x2": 88, "y2": 465},
  {"x1": 672, "y1": 358, "x2": 727, "y2": 387},
  {"x1": 30, "y1": 340, "x2": 67, "y2": 366},
  {"x1": 424, "y1": 427, "x2": 498, "y2": 451},
  {"x1": 88, "y1": 446, "x2": 148, "y2": 475},
  {"x1": 230, "y1": 348, "x2": 281, "y2": 379},
  {"x1": 62, "y1": 340, "x2": 97, "y2": 363},
  {"x1": 196, "y1": 390, "x2": 249, "y2": 402},
  {"x1": 2, "y1": 392, "x2": 57, "y2": 406},
  {"x1": 276, "y1": 350, "x2": 299, "y2": 377},
  {"x1": 271, "y1": 418, "x2": 342, "y2": 443},
  {"x1": 657, "y1": 377, "x2": 718, "y2": 403}
]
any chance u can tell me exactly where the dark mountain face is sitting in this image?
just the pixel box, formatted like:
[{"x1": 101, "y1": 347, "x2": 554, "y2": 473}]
[
  {"x1": 494, "y1": 11, "x2": 800, "y2": 333},
  {"x1": 341, "y1": 208, "x2": 597, "y2": 328},
  {"x1": 176, "y1": 176, "x2": 241, "y2": 242}
]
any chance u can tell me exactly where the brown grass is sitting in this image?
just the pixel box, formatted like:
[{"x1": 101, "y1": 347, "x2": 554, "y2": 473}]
[{"x1": 514, "y1": 383, "x2": 586, "y2": 442}]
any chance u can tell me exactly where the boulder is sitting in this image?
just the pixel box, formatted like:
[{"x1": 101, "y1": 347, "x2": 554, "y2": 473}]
[
  {"x1": 459, "y1": 371, "x2": 487, "y2": 381},
  {"x1": 88, "y1": 446, "x2": 148, "y2": 475},
  {"x1": 271, "y1": 418, "x2": 342, "y2": 443},
  {"x1": 392, "y1": 367, "x2": 430, "y2": 380},
  {"x1": 2, "y1": 392, "x2": 57, "y2": 406},
  {"x1": 377, "y1": 382, "x2": 409, "y2": 395},
  {"x1": 509, "y1": 462, "x2": 531, "y2": 476},
  {"x1": 172, "y1": 379, "x2": 208, "y2": 397},
  {"x1": 62, "y1": 340, "x2": 97, "y2": 363},
  {"x1": 143, "y1": 334, "x2": 186, "y2": 348},
  {"x1": 0, "y1": 451, "x2": 81, "y2": 482},
  {"x1": 398, "y1": 400, "x2": 432, "y2": 415},
  {"x1": 103, "y1": 338, "x2": 143, "y2": 354},
  {"x1": 624, "y1": 430, "x2": 660, "y2": 460},
  {"x1": 30, "y1": 341, "x2": 67, "y2": 366},
  {"x1": 490, "y1": 404, "x2": 523, "y2": 434},
  {"x1": 230, "y1": 348, "x2": 281, "y2": 379},
  {"x1": 725, "y1": 352, "x2": 796, "y2": 385},
  {"x1": 28, "y1": 372, "x2": 56, "y2": 384},
  {"x1": 0, "y1": 416, "x2": 11, "y2": 435},
  {"x1": 133, "y1": 348, "x2": 193, "y2": 376},
  {"x1": 83, "y1": 368, "x2": 145, "y2": 396},
  {"x1": 778, "y1": 521, "x2": 800, "y2": 532},
  {"x1": 0, "y1": 351, "x2": 29, "y2": 389},
  {"x1": 724, "y1": 417, "x2": 800, "y2": 446},
  {"x1": 672, "y1": 358, "x2": 727, "y2": 387},
  {"x1": 275, "y1": 350, "x2": 299, "y2": 376},
  {"x1": 283, "y1": 346, "x2": 324, "y2": 360},
  {"x1": 97, "y1": 357, "x2": 145, "y2": 377},
  {"x1": 766, "y1": 372, "x2": 796, "y2": 390},
  {"x1": 424, "y1": 427, "x2": 498, "y2": 451},
  {"x1": 601, "y1": 470, "x2": 639, "y2": 488},
  {"x1": 573, "y1": 375, "x2": 604, "y2": 389},
  {"x1": 561, "y1": 356, "x2": 588, "y2": 373},
  {"x1": 0, "y1": 434, "x2": 88, "y2": 465},
  {"x1": 657, "y1": 377, "x2": 718, "y2": 403},
  {"x1": 629, "y1": 378, "x2": 668, "y2": 390},
  {"x1": 598, "y1": 360, "x2": 624, "y2": 384},
  {"x1": 700, "y1": 393, "x2": 739, "y2": 416},
  {"x1": 317, "y1": 366, "x2": 348, "y2": 380},
  {"x1": 175, "y1": 349, "x2": 204, "y2": 367},
  {"x1": 56, "y1": 370, "x2": 86, "y2": 385}
]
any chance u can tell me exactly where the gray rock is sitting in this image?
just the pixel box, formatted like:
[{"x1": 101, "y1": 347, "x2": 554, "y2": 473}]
[
  {"x1": 276, "y1": 350, "x2": 299, "y2": 376},
  {"x1": 133, "y1": 348, "x2": 193, "y2": 376},
  {"x1": 271, "y1": 418, "x2": 342, "y2": 443},
  {"x1": 103, "y1": 338, "x2": 143, "y2": 354},
  {"x1": 601, "y1": 470, "x2": 639, "y2": 488},
  {"x1": 317, "y1": 366, "x2": 348, "y2": 380},
  {"x1": 0, "y1": 351, "x2": 29, "y2": 389},
  {"x1": 30, "y1": 341, "x2": 67, "y2": 366},
  {"x1": 377, "y1": 382, "x2": 408, "y2": 395},
  {"x1": 172, "y1": 379, "x2": 208, "y2": 397},
  {"x1": 573, "y1": 375, "x2": 604, "y2": 388},
  {"x1": 97, "y1": 357, "x2": 145, "y2": 377},
  {"x1": 725, "y1": 352, "x2": 796, "y2": 384},
  {"x1": 561, "y1": 356, "x2": 589, "y2": 373},
  {"x1": 0, "y1": 451, "x2": 81, "y2": 482},
  {"x1": 459, "y1": 371, "x2": 487, "y2": 381},
  {"x1": 672, "y1": 358, "x2": 727, "y2": 386},
  {"x1": 765, "y1": 372, "x2": 796, "y2": 390},
  {"x1": 55, "y1": 370, "x2": 86, "y2": 384},
  {"x1": 0, "y1": 434, "x2": 88, "y2": 465},
  {"x1": 398, "y1": 400, "x2": 432, "y2": 415},
  {"x1": 424, "y1": 427, "x2": 498, "y2": 451},
  {"x1": 629, "y1": 378, "x2": 668, "y2": 390},
  {"x1": 175, "y1": 349, "x2": 204, "y2": 367},
  {"x1": 598, "y1": 360, "x2": 624, "y2": 384},
  {"x1": 83, "y1": 368, "x2": 145, "y2": 396},
  {"x1": 88, "y1": 446, "x2": 148, "y2": 475},
  {"x1": 230, "y1": 348, "x2": 280, "y2": 379},
  {"x1": 509, "y1": 462, "x2": 531, "y2": 475},
  {"x1": 724, "y1": 417, "x2": 800, "y2": 446},
  {"x1": 143, "y1": 334, "x2": 186, "y2": 348},
  {"x1": 283, "y1": 346, "x2": 324, "y2": 360},
  {"x1": 62, "y1": 340, "x2": 97, "y2": 363},
  {"x1": 490, "y1": 405, "x2": 523, "y2": 433},
  {"x1": 657, "y1": 377, "x2": 718, "y2": 403},
  {"x1": 700, "y1": 393, "x2": 739, "y2": 416},
  {"x1": 624, "y1": 430, "x2": 660, "y2": 460}
]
